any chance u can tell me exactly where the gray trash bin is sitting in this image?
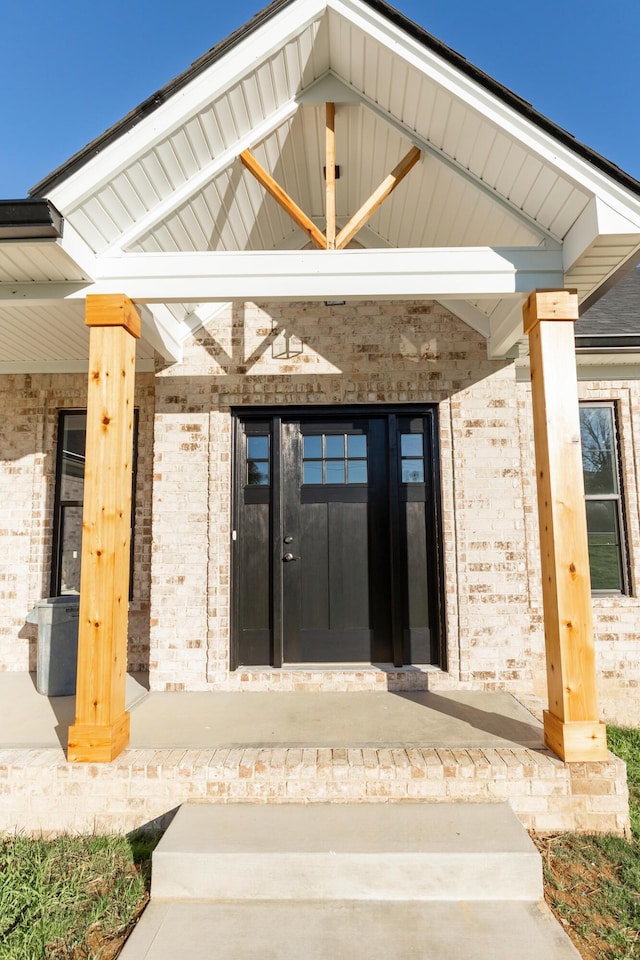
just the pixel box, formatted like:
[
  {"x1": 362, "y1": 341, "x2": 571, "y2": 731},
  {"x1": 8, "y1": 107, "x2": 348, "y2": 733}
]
[{"x1": 26, "y1": 596, "x2": 80, "y2": 696}]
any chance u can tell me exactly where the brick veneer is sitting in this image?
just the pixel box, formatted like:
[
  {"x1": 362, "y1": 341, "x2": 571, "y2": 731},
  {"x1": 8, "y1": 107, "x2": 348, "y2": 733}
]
[
  {"x1": 0, "y1": 373, "x2": 155, "y2": 673},
  {"x1": 1, "y1": 300, "x2": 639, "y2": 726},
  {"x1": 0, "y1": 745, "x2": 629, "y2": 838}
]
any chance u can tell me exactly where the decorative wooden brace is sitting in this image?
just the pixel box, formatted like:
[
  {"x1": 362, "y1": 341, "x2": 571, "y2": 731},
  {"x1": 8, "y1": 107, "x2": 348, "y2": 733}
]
[
  {"x1": 67, "y1": 294, "x2": 140, "y2": 762},
  {"x1": 523, "y1": 289, "x2": 608, "y2": 762}
]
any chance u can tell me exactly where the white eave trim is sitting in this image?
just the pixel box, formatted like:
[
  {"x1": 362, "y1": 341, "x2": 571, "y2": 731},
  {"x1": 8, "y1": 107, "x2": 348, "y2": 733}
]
[{"x1": 72, "y1": 246, "x2": 564, "y2": 302}]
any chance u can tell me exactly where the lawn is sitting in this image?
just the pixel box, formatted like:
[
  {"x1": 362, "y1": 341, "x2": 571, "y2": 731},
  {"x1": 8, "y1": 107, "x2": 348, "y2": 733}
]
[
  {"x1": 534, "y1": 726, "x2": 640, "y2": 959},
  {"x1": 0, "y1": 729, "x2": 639, "y2": 959},
  {"x1": 0, "y1": 832, "x2": 155, "y2": 959}
]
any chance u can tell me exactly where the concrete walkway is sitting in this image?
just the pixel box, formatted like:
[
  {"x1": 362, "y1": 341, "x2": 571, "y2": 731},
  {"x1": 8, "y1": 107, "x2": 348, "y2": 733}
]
[
  {"x1": 119, "y1": 802, "x2": 580, "y2": 960},
  {"x1": 0, "y1": 672, "x2": 543, "y2": 751}
]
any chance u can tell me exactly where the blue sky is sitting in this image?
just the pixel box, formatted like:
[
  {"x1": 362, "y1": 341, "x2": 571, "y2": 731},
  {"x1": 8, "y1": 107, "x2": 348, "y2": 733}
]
[{"x1": 2, "y1": 0, "x2": 638, "y2": 197}]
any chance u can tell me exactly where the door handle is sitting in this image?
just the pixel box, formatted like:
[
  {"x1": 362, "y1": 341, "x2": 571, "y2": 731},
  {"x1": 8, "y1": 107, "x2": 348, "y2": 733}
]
[{"x1": 283, "y1": 553, "x2": 300, "y2": 562}]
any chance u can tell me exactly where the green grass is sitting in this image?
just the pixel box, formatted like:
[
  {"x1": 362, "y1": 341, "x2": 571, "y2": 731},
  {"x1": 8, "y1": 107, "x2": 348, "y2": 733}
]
[
  {"x1": 0, "y1": 832, "x2": 154, "y2": 960},
  {"x1": 536, "y1": 726, "x2": 640, "y2": 960}
]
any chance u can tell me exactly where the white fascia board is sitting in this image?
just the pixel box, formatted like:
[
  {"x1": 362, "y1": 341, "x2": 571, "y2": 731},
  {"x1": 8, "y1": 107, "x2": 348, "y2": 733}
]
[
  {"x1": 74, "y1": 246, "x2": 564, "y2": 302},
  {"x1": 57, "y1": 223, "x2": 98, "y2": 280},
  {"x1": 332, "y1": 0, "x2": 640, "y2": 224},
  {"x1": 106, "y1": 100, "x2": 300, "y2": 255},
  {"x1": 47, "y1": 0, "x2": 327, "y2": 213},
  {"x1": 435, "y1": 300, "x2": 490, "y2": 338},
  {"x1": 563, "y1": 196, "x2": 640, "y2": 272}
]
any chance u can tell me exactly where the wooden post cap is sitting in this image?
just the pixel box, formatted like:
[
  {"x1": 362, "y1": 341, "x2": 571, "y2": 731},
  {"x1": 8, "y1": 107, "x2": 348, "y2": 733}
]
[
  {"x1": 522, "y1": 289, "x2": 579, "y2": 334},
  {"x1": 85, "y1": 294, "x2": 141, "y2": 339}
]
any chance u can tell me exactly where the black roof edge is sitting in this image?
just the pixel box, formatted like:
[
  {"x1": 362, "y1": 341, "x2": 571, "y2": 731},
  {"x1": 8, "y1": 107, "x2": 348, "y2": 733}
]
[
  {"x1": 0, "y1": 199, "x2": 64, "y2": 239},
  {"x1": 575, "y1": 335, "x2": 640, "y2": 353},
  {"x1": 29, "y1": 0, "x2": 640, "y2": 200}
]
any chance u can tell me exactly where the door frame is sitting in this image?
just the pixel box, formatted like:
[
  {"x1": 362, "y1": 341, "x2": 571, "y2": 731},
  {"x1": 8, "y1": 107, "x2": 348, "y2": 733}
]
[{"x1": 230, "y1": 404, "x2": 446, "y2": 671}]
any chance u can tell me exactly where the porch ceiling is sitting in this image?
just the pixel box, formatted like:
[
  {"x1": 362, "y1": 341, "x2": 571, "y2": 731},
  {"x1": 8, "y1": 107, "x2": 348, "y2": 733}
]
[{"x1": 2, "y1": 0, "x2": 640, "y2": 367}]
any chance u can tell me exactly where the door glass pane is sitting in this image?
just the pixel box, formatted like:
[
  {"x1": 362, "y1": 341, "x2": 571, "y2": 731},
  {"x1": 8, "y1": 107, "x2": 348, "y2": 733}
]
[
  {"x1": 248, "y1": 436, "x2": 269, "y2": 460},
  {"x1": 580, "y1": 407, "x2": 617, "y2": 494},
  {"x1": 247, "y1": 461, "x2": 269, "y2": 485},
  {"x1": 303, "y1": 461, "x2": 323, "y2": 484},
  {"x1": 303, "y1": 436, "x2": 322, "y2": 458},
  {"x1": 348, "y1": 460, "x2": 368, "y2": 484},
  {"x1": 402, "y1": 460, "x2": 424, "y2": 483},
  {"x1": 60, "y1": 505, "x2": 83, "y2": 594},
  {"x1": 347, "y1": 435, "x2": 367, "y2": 457},
  {"x1": 325, "y1": 460, "x2": 345, "y2": 484},
  {"x1": 401, "y1": 434, "x2": 423, "y2": 457},
  {"x1": 325, "y1": 435, "x2": 344, "y2": 458}
]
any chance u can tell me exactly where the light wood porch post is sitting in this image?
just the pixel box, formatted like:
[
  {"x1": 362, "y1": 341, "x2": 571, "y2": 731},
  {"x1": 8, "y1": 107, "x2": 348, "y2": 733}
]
[
  {"x1": 523, "y1": 289, "x2": 607, "y2": 762},
  {"x1": 67, "y1": 294, "x2": 140, "y2": 763}
]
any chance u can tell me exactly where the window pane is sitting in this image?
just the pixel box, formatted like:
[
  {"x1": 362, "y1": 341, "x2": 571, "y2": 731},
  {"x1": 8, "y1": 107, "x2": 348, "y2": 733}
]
[
  {"x1": 347, "y1": 435, "x2": 367, "y2": 457},
  {"x1": 588, "y1": 540, "x2": 623, "y2": 591},
  {"x1": 325, "y1": 435, "x2": 344, "y2": 458},
  {"x1": 60, "y1": 505, "x2": 83, "y2": 594},
  {"x1": 401, "y1": 434, "x2": 423, "y2": 457},
  {"x1": 247, "y1": 461, "x2": 269, "y2": 485},
  {"x1": 402, "y1": 460, "x2": 424, "y2": 483},
  {"x1": 303, "y1": 436, "x2": 322, "y2": 459},
  {"x1": 347, "y1": 460, "x2": 368, "y2": 484},
  {"x1": 586, "y1": 501, "x2": 622, "y2": 591},
  {"x1": 303, "y1": 461, "x2": 323, "y2": 484},
  {"x1": 325, "y1": 460, "x2": 345, "y2": 484},
  {"x1": 60, "y1": 414, "x2": 86, "y2": 500},
  {"x1": 247, "y1": 436, "x2": 269, "y2": 460},
  {"x1": 580, "y1": 407, "x2": 617, "y2": 495},
  {"x1": 586, "y1": 499, "x2": 618, "y2": 535}
]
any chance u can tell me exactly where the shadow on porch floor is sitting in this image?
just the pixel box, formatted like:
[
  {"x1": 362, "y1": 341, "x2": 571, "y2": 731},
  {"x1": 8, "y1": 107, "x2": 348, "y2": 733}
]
[{"x1": 0, "y1": 671, "x2": 543, "y2": 753}]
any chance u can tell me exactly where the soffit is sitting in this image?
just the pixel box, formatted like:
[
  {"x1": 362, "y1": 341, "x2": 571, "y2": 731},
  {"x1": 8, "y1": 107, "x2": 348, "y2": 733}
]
[
  {"x1": 0, "y1": 300, "x2": 157, "y2": 369},
  {"x1": 0, "y1": 241, "x2": 90, "y2": 283},
  {"x1": 52, "y1": 5, "x2": 594, "y2": 259}
]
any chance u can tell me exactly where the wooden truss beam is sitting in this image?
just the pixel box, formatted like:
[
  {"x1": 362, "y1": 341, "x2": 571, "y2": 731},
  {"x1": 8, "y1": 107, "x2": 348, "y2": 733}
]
[
  {"x1": 240, "y1": 149, "x2": 327, "y2": 250},
  {"x1": 240, "y1": 107, "x2": 421, "y2": 250},
  {"x1": 336, "y1": 146, "x2": 421, "y2": 249},
  {"x1": 325, "y1": 102, "x2": 337, "y2": 249},
  {"x1": 523, "y1": 289, "x2": 607, "y2": 763},
  {"x1": 67, "y1": 294, "x2": 140, "y2": 763}
]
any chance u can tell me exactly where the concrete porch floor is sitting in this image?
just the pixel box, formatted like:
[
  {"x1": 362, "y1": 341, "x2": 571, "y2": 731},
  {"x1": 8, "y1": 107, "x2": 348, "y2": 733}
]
[
  {"x1": 0, "y1": 672, "x2": 544, "y2": 752},
  {"x1": 0, "y1": 673, "x2": 629, "y2": 837}
]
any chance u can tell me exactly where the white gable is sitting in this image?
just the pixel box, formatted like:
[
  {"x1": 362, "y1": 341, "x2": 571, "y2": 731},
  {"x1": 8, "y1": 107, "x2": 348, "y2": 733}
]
[{"x1": 1, "y1": 0, "x2": 639, "y2": 368}]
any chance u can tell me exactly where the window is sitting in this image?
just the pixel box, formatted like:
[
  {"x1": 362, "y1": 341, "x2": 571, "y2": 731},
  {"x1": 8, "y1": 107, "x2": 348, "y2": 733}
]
[
  {"x1": 51, "y1": 410, "x2": 138, "y2": 596},
  {"x1": 247, "y1": 435, "x2": 270, "y2": 486},
  {"x1": 400, "y1": 432, "x2": 425, "y2": 483},
  {"x1": 580, "y1": 403, "x2": 628, "y2": 593},
  {"x1": 302, "y1": 433, "x2": 368, "y2": 485}
]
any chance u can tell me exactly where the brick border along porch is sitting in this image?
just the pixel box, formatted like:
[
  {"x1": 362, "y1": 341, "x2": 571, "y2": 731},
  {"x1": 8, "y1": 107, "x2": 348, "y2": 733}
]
[{"x1": 0, "y1": 745, "x2": 629, "y2": 838}]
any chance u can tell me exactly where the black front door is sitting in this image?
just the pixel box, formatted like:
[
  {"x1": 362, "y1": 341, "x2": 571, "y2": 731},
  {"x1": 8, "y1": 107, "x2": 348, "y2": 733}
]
[{"x1": 233, "y1": 407, "x2": 443, "y2": 668}]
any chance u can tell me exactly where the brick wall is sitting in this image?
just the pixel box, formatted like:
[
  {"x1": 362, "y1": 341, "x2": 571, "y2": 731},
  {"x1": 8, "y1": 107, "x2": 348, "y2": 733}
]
[
  {"x1": 2, "y1": 303, "x2": 639, "y2": 727},
  {"x1": 149, "y1": 299, "x2": 536, "y2": 692},
  {"x1": 517, "y1": 375, "x2": 640, "y2": 724},
  {"x1": 0, "y1": 373, "x2": 155, "y2": 673}
]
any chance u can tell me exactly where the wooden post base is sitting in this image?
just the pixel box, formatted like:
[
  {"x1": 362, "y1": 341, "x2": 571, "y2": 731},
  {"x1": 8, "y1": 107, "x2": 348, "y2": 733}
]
[
  {"x1": 67, "y1": 712, "x2": 130, "y2": 763},
  {"x1": 543, "y1": 710, "x2": 608, "y2": 763}
]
